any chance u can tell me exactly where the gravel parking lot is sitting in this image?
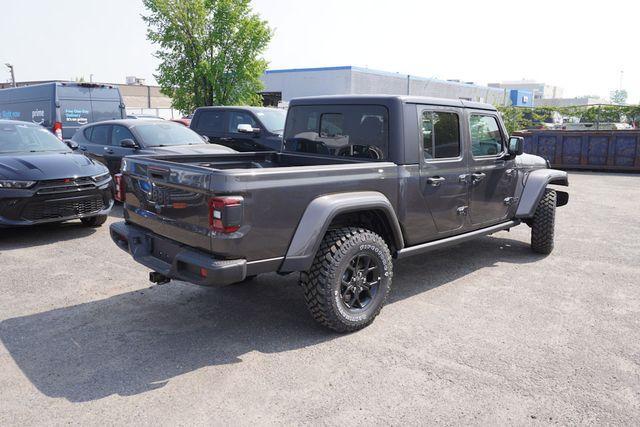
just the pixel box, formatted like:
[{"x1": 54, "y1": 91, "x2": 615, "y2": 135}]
[{"x1": 0, "y1": 171, "x2": 638, "y2": 425}]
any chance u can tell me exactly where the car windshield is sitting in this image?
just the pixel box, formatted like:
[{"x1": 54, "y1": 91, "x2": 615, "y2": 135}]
[
  {"x1": 0, "y1": 123, "x2": 70, "y2": 154},
  {"x1": 254, "y1": 109, "x2": 287, "y2": 133},
  {"x1": 135, "y1": 122, "x2": 205, "y2": 147}
]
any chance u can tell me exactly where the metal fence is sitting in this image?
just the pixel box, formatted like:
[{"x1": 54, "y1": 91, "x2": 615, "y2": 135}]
[{"x1": 514, "y1": 130, "x2": 640, "y2": 172}]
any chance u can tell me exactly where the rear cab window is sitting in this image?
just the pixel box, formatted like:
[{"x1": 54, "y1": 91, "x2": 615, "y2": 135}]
[{"x1": 284, "y1": 105, "x2": 388, "y2": 160}]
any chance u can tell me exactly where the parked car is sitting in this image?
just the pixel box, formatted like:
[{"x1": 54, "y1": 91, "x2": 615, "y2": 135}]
[
  {"x1": 0, "y1": 120, "x2": 113, "y2": 227},
  {"x1": 171, "y1": 117, "x2": 191, "y2": 127},
  {"x1": 127, "y1": 114, "x2": 164, "y2": 120},
  {"x1": 72, "y1": 119, "x2": 236, "y2": 175},
  {"x1": 111, "y1": 95, "x2": 569, "y2": 332},
  {"x1": 0, "y1": 82, "x2": 125, "y2": 140},
  {"x1": 190, "y1": 106, "x2": 286, "y2": 151}
]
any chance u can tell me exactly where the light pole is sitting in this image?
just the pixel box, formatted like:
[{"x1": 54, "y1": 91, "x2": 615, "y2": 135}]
[{"x1": 5, "y1": 63, "x2": 16, "y2": 87}]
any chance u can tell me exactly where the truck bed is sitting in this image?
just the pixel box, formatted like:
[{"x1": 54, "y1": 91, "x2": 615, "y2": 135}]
[
  {"x1": 133, "y1": 151, "x2": 376, "y2": 170},
  {"x1": 120, "y1": 151, "x2": 399, "y2": 265}
]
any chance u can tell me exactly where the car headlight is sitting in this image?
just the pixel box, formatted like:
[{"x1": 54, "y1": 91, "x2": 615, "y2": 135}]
[
  {"x1": 0, "y1": 180, "x2": 37, "y2": 189},
  {"x1": 92, "y1": 172, "x2": 111, "y2": 183}
]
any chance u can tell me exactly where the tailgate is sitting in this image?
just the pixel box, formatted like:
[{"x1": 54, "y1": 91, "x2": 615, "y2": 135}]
[{"x1": 123, "y1": 161, "x2": 212, "y2": 252}]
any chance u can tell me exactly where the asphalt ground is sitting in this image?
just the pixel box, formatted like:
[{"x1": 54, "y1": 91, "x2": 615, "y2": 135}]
[{"x1": 0, "y1": 171, "x2": 638, "y2": 425}]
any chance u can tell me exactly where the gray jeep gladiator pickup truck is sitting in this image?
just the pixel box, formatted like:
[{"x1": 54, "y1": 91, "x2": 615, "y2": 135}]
[{"x1": 110, "y1": 95, "x2": 569, "y2": 332}]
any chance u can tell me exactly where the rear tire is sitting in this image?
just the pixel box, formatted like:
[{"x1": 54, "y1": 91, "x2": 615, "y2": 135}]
[
  {"x1": 530, "y1": 189, "x2": 556, "y2": 254},
  {"x1": 300, "y1": 227, "x2": 393, "y2": 333},
  {"x1": 81, "y1": 214, "x2": 108, "y2": 228}
]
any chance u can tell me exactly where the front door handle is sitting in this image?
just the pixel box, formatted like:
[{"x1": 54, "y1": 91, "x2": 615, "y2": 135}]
[
  {"x1": 104, "y1": 147, "x2": 114, "y2": 154},
  {"x1": 79, "y1": 146, "x2": 87, "y2": 151},
  {"x1": 471, "y1": 172, "x2": 486, "y2": 183},
  {"x1": 219, "y1": 137, "x2": 232, "y2": 142},
  {"x1": 427, "y1": 176, "x2": 446, "y2": 186}
]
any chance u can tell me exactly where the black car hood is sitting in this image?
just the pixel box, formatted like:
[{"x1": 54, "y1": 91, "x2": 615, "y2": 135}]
[
  {"x1": 0, "y1": 152, "x2": 108, "y2": 181},
  {"x1": 140, "y1": 144, "x2": 236, "y2": 155}
]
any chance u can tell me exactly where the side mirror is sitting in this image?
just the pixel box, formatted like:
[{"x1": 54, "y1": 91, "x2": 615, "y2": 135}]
[
  {"x1": 237, "y1": 123, "x2": 260, "y2": 134},
  {"x1": 508, "y1": 136, "x2": 524, "y2": 156},
  {"x1": 65, "y1": 140, "x2": 79, "y2": 150},
  {"x1": 120, "y1": 138, "x2": 139, "y2": 149},
  {"x1": 201, "y1": 134, "x2": 210, "y2": 143}
]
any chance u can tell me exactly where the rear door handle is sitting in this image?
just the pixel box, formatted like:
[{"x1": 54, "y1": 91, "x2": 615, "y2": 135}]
[
  {"x1": 427, "y1": 176, "x2": 446, "y2": 186},
  {"x1": 472, "y1": 172, "x2": 486, "y2": 183},
  {"x1": 219, "y1": 137, "x2": 232, "y2": 142}
]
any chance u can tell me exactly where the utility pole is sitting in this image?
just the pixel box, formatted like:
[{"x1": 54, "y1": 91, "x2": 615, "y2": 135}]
[
  {"x1": 5, "y1": 63, "x2": 16, "y2": 87},
  {"x1": 90, "y1": 74, "x2": 94, "y2": 83},
  {"x1": 619, "y1": 70, "x2": 624, "y2": 89}
]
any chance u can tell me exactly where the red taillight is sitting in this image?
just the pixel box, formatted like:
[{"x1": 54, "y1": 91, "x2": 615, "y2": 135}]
[
  {"x1": 114, "y1": 173, "x2": 125, "y2": 202},
  {"x1": 209, "y1": 196, "x2": 243, "y2": 233},
  {"x1": 53, "y1": 121, "x2": 63, "y2": 140}
]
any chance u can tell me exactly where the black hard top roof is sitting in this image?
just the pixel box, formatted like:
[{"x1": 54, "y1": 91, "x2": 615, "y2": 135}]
[
  {"x1": 195, "y1": 106, "x2": 286, "y2": 113},
  {"x1": 288, "y1": 94, "x2": 497, "y2": 111}
]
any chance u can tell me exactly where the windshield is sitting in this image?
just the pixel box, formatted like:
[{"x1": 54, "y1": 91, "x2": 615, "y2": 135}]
[
  {"x1": 0, "y1": 123, "x2": 70, "y2": 154},
  {"x1": 135, "y1": 122, "x2": 205, "y2": 147},
  {"x1": 254, "y1": 109, "x2": 287, "y2": 133}
]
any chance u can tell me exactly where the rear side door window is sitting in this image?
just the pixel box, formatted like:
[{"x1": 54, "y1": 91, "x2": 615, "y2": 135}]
[
  {"x1": 421, "y1": 111, "x2": 461, "y2": 160},
  {"x1": 89, "y1": 125, "x2": 111, "y2": 145},
  {"x1": 195, "y1": 110, "x2": 225, "y2": 134},
  {"x1": 469, "y1": 115, "x2": 504, "y2": 156}
]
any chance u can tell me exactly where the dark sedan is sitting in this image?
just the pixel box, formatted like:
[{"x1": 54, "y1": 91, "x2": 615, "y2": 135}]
[
  {"x1": 0, "y1": 120, "x2": 113, "y2": 227},
  {"x1": 72, "y1": 119, "x2": 235, "y2": 174}
]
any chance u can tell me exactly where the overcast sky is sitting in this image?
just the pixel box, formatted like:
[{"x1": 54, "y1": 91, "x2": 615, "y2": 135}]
[{"x1": 1, "y1": 0, "x2": 637, "y2": 102}]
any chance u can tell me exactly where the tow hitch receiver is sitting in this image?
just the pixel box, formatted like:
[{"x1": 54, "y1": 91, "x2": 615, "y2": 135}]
[{"x1": 149, "y1": 271, "x2": 171, "y2": 285}]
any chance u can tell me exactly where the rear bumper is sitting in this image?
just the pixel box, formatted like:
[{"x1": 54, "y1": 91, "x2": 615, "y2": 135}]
[{"x1": 110, "y1": 221, "x2": 247, "y2": 287}]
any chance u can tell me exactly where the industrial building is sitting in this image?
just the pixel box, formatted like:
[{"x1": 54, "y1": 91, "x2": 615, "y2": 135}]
[
  {"x1": 488, "y1": 80, "x2": 564, "y2": 100},
  {"x1": 261, "y1": 66, "x2": 510, "y2": 106},
  {"x1": 533, "y1": 96, "x2": 610, "y2": 107}
]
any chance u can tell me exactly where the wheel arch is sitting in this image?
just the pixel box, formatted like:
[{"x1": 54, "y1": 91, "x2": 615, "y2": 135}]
[
  {"x1": 279, "y1": 192, "x2": 404, "y2": 272},
  {"x1": 516, "y1": 169, "x2": 569, "y2": 218}
]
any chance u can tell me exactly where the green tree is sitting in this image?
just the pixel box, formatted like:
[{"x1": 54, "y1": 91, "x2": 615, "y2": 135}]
[
  {"x1": 610, "y1": 89, "x2": 628, "y2": 105},
  {"x1": 143, "y1": 0, "x2": 272, "y2": 113}
]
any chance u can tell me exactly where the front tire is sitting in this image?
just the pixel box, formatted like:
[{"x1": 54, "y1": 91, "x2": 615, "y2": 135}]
[
  {"x1": 81, "y1": 214, "x2": 108, "y2": 227},
  {"x1": 530, "y1": 189, "x2": 556, "y2": 254},
  {"x1": 301, "y1": 227, "x2": 393, "y2": 333}
]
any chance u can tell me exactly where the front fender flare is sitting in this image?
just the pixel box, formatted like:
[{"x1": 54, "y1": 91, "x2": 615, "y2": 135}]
[
  {"x1": 279, "y1": 191, "x2": 404, "y2": 272},
  {"x1": 516, "y1": 169, "x2": 569, "y2": 218}
]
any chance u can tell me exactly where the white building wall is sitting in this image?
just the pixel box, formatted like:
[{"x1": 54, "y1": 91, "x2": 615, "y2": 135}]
[
  {"x1": 261, "y1": 67, "x2": 510, "y2": 106},
  {"x1": 261, "y1": 68, "x2": 351, "y2": 101}
]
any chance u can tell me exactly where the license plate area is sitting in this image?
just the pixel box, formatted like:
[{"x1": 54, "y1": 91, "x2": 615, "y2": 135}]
[{"x1": 151, "y1": 236, "x2": 180, "y2": 264}]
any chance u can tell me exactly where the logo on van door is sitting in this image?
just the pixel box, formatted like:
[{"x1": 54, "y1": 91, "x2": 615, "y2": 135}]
[
  {"x1": 31, "y1": 109, "x2": 45, "y2": 125},
  {"x1": 64, "y1": 108, "x2": 89, "y2": 125}
]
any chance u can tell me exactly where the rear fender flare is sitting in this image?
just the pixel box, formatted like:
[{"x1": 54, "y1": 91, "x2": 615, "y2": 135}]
[
  {"x1": 516, "y1": 169, "x2": 569, "y2": 218},
  {"x1": 280, "y1": 191, "x2": 404, "y2": 272}
]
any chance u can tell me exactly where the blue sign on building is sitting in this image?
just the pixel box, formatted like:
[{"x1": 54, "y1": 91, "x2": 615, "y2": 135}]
[{"x1": 510, "y1": 89, "x2": 533, "y2": 107}]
